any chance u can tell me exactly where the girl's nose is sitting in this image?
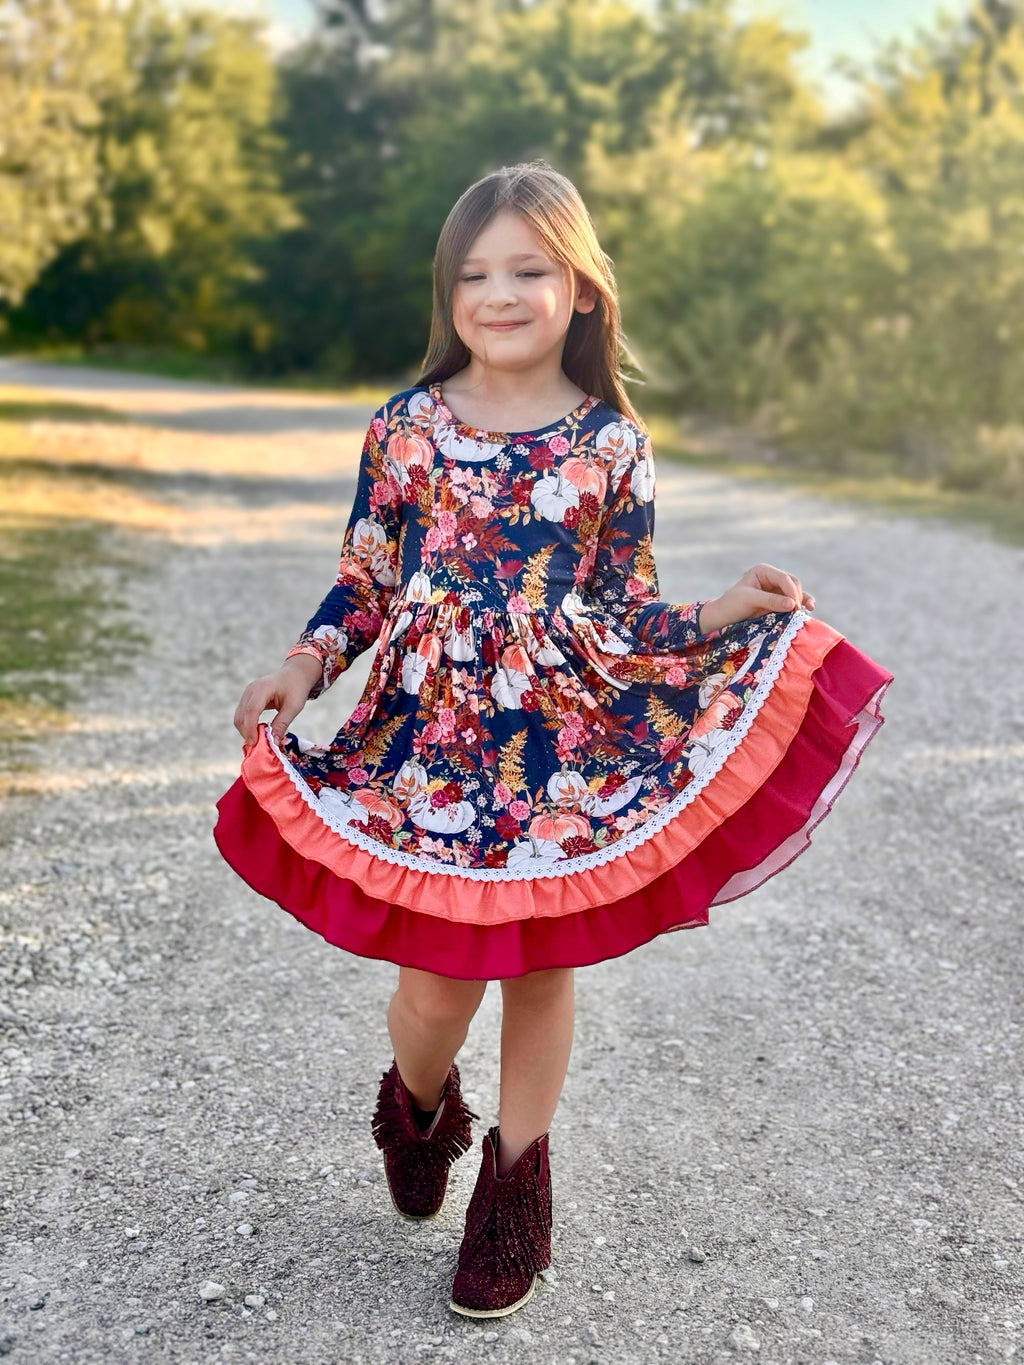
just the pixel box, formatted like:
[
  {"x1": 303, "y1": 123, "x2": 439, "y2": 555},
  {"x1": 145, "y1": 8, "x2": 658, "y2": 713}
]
[{"x1": 484, "y1": 275, "x2": 519, "y2": 306}]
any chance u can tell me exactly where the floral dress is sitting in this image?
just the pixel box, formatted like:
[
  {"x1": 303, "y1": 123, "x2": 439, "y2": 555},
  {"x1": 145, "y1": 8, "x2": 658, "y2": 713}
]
[{"x1": 214, "y1": 382, "x2": 892, "y2": 979}]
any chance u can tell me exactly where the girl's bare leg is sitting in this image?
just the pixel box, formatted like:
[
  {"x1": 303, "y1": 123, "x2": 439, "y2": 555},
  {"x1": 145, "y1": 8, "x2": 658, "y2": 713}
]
[
  {"x1": 387, "y1": 966, "x2": 488, "y2": 1110},
  {"x1": 497, "y1": 967, "x2": 574, "y2": 1177}
]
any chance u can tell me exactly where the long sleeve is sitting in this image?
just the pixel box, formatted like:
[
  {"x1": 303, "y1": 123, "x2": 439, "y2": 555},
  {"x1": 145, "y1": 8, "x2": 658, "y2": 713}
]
[
  {"x1": 284, "y1": 407, "x2": 402, "y2": 698},
  {"x1": 585, "y1": 428, "x2": 714, "y2": 651}
]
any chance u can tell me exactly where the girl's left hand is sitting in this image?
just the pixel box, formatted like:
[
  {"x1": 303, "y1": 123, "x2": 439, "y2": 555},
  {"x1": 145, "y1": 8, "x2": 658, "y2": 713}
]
[{"x1": 698, "y1": 562, "x2": 815, "y2": 634}]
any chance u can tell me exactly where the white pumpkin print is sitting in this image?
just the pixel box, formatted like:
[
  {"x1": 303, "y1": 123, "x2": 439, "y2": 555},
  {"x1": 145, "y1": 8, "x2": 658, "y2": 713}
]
[
  {"x1": 595, "y1": 420, "x2": 637, "y2": 484},
  {"x1": 560, "y1": 589, "x2": 590, "y2": 623},
  {"x1": 547, "y1": 770, "x2": 589, "y2": 807},
  {"x1": 698, "y1": 672, "x2": 729, "y2": 709},
  {"x1": 400, "y1": 632, "x2": 441, "y2": 697},
  {"x1": 629, "y1": 451, "x2": 656, "y2": 503},
  {"x1": 531, "y1": 471, "x2": 580, "y2": 523},
  {"x1": 406, "y1": 390, "x2": 438, "y2": 426},
  {"x1": 435, "y1": 422, "x2": 507, "y2": 463},
  {"x1": 315, "y1": 786, "x2": 365, "y2": 827},
  {"x1": 408, "y1": 790, "x2": 478, "y2": 834},
  {"x1": 528, "y1": 633, "x2": 566, "y2": 666},
  {"x1": 444, "y1": 619, "x2": 476, "y2": 660},
  {"x1": 312, "y1": 623, "x2": 348, "y2": 656},
  {"x1": 352, "y1": 517, "x2": 396, "y2": 586},
  {"x1": 401, "y1": 653, "x2": 428, "y2": 696},
  {"x1": 687, "y1": 728, "x2": 733, "y2": 780},
  {"x1": 490, "y1": 666, "x2": 531, "y2": 709},
  {"x1": 579, "y1": 773, "x2": 644, "y2": 815},
  {"x1": 393, "y1": 759, "x2": 428, "y2": 804},
  {"x1": 292, "y1": 735, "x2": 329, "y2": 756},
  {"x1": 506, "y1": 836, "x2": 567, "y2": 866},
  {"x1": 406, "y1": 569, "x2": 432, "y2": 603}
]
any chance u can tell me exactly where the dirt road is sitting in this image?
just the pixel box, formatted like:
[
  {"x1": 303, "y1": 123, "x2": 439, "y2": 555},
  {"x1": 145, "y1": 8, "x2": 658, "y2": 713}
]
[{"x1": 1, "y1": 363, "x2": 1020, "y2": 1363}]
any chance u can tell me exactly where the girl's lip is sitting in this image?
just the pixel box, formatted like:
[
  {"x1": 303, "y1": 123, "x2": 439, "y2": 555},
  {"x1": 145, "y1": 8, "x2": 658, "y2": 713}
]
[{"x1": 484, "y1": 321, "x2": 528, "y2": 329}]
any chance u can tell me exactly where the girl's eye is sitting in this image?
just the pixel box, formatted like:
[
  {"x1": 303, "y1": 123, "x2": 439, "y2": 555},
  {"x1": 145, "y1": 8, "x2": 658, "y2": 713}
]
[{"x1": 457, "y1": 271, "x2": 545, "y2": 282}]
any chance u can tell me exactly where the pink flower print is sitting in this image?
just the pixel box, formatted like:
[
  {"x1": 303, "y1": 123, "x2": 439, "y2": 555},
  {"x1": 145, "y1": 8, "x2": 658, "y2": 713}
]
[
  {"x1": 461, "y1": 728, "x2": 476, "y2": 745},
  {"x1": 470, "y1": 495, "x2": 494, "y2": 518},
  {"x1": 418, "y1": 835, "x2": 454, "y2": 861},
  {"x1": 437, "y1": 708, "x2": 457, "y2": 744},
  {"x1": 371, "y1": 416, "x2": 387, "y2": 441},
  {"x1": 493, "y1": 780, "x2": 513, "y2": 807},
  {"x1": 508, "y1": 799, "x2": 531, "y2": 820},
  {"x1": 658, "y1": 735, "x2": 685, "y2": 763},
  {"x1": 665, "y1": 664, "x2": 689, "y2": 685},
  {"x1": 437, "y1": 510, "x2": 457, "y2": 537},
  {"x1": 347, "y1": 766, "x2": 369, "y2": 785},
  {"x1": 625, "y1": 575, "x2": 649, "y2": 599},
  {"x1": 462, "y1": 533, "x2": 477, "y2": 548},
  {"x1": 506, "y1": 593, "x2": 531, "y2": 613},
  {"x1": 349, "y1": 702, "x2": 371, "y2": 724},
  {"x1": 421, "y1": 720, "x2": 442, "y2": 745},
  {"x1": 548, "y1": 435, "x2": 570, "y2": 456},
  {"x1": 424, "y1": 525, "x2": 442, "y2": 552}
]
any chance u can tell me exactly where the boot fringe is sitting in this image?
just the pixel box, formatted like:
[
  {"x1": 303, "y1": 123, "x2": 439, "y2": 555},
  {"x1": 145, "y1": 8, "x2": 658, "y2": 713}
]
[
  {"x1": 371, "y1": 1061, "x2": 479, "y2": 1175},
  {"x1": 491, "y1": 1162, "x2": 552, "y2": 1279}
]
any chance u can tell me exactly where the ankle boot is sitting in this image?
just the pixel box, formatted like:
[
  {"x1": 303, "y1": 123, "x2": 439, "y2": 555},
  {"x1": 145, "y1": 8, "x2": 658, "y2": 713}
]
[
  {"x1": 448, "y1": 1125, "x2": 552, "y2": 1318},
  {"x1": 370, "y1": 1058, "x2": 479, "y2": 1220}
]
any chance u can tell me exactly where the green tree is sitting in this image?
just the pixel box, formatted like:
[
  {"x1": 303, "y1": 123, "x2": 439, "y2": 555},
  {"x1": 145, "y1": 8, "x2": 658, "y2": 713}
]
[
  {"x1": 0, "y1": 0, "x2": 115, "y2": 306},
  {"x1": 253, "y1": 0, "x2": 812, "y2": 379},
  {"x1": 15, "y1": 0, "x2": 295, "y2": 351}
]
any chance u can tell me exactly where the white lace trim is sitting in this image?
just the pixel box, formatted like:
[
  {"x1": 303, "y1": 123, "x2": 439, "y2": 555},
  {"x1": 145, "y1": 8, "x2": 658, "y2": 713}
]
[{"x1": 268, "y1": 611, "x2": 808, "y2": 882}]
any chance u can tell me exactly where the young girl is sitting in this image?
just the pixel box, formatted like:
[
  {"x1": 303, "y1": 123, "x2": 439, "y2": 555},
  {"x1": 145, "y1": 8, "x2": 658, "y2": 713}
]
[{"x1": 214, "y1": 161, "x2": 892, "y2": 1320}]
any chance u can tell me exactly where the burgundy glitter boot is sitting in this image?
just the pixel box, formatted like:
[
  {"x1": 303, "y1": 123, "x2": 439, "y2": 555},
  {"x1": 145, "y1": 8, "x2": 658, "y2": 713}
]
[
  {"x1": 448, "y1": 1125, "x2": 553, "y2": 1318},
  {"x1": 370, "y1": 1059, "x2": 479, "y2": 1220}
]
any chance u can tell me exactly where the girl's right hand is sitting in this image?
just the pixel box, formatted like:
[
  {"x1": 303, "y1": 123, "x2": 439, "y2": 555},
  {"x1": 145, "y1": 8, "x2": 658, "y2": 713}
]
[
  {"x1": 233, "y1": 654, "x2": 323, "y2": 749},
  {"x1": 698, "y1": 563, "x2": 814, "y2": 634}
]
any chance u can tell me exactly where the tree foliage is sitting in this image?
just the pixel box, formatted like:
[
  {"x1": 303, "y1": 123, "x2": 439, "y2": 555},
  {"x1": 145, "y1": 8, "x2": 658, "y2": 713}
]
[
  {"x1": 11, "y1": 0, "x2": 295, "y2": 349},
  {"x1": 248, "y1": 0, "x2": 810, "y2": 377},
  {"x1": 0, "y1": 0, "x2": 115, "y2": 304},
  {"x1": 6, "y1": 0, "x2": 1024, "y2": 495}
]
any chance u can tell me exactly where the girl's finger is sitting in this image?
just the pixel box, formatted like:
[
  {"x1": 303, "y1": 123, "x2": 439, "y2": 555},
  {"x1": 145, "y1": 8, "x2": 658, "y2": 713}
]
[
  {"x1": 271, "y1": 702, "x2": 298, "y2": 746},
  {"x1": 754, "y1": 590, "x2": 798, "y2": 614}
]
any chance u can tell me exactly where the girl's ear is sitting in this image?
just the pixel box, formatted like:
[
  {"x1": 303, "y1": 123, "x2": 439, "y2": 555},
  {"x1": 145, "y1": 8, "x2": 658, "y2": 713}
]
[{"x1": 573, "y1": 274, "x2": 598, "y2": 314}]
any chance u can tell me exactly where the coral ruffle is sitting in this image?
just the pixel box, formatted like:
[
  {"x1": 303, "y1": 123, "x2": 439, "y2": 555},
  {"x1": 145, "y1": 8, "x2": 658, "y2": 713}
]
[{"x1": 213, "y1": 625, "x2": 891, "y2": 978}]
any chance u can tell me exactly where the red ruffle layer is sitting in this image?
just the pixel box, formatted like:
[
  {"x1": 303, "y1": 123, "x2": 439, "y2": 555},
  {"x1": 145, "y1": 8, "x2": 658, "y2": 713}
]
[{"x1": 213, "y1": 639, "x2": 890, "y2": 978}]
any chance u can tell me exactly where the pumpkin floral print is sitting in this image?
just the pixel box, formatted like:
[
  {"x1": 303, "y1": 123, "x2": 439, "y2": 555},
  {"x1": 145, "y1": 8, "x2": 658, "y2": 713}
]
[{"x1": 279, "y1": 383, "x2": 797, "y2": 874}]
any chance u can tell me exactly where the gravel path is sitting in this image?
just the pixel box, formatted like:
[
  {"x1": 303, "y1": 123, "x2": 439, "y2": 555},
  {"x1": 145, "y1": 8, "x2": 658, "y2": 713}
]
[{"x1": 1, "y1": 369, "x2": 1021, "y2": 1364}]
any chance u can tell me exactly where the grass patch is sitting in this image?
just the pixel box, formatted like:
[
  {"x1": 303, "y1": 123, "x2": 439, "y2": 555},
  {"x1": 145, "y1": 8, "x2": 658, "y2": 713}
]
[
  {"x1": 0, "y1": 447, "x2": 151, "y2": 775},
  {"x1": 648, "y1": 417, "x2": 1024, "y2": 547},
  {"x1": 0, "y1": 388, "x2": 129, "y2": 425}
]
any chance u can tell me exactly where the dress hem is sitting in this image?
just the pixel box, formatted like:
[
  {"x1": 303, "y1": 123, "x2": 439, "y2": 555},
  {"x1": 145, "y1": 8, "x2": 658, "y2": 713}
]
[{"x1": 213, "y1": 638, "x2": 892, "y2": 978}]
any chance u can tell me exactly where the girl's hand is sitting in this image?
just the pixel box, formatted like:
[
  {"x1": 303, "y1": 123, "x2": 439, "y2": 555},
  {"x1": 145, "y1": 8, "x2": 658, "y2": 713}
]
[
  {"x1": 698, "y1": 563, "x2": 815, "y2": 634},
  {"x1": 233, "y1": 654, "x2": 323, "y2": 749}
]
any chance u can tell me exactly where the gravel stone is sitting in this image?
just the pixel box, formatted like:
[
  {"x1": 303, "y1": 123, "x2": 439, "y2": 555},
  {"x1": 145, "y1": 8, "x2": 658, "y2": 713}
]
[{"x1": 729, "y1": 1322, "x2": 761, "y2": 1352}]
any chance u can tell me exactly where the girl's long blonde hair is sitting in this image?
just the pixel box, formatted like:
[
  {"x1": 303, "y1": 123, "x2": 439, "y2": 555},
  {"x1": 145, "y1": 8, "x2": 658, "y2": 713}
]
[{"x1": 417, "y1": 161, "x2": 642, "y2": 427}]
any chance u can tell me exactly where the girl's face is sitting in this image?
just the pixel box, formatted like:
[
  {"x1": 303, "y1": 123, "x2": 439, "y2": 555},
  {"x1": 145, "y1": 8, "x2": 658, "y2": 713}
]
[{"x1": 451, "y1": 210, "x2": 596, "y2": 371}]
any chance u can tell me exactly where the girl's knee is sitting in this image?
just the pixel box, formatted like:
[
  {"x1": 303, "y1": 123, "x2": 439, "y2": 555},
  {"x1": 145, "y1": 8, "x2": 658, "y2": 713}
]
[
  {"x1": 500, "y1": 965, "x2": 574, "y2": 996},
  {"x1": 393, "y1": 968, "x2": 485, "y2": 1032}
]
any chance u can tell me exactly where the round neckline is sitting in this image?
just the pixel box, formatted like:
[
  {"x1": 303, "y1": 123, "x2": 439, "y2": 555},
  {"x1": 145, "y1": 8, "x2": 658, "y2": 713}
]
[{"x1": 428, "y1": 381, "x2": 599, "y2": 442}]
